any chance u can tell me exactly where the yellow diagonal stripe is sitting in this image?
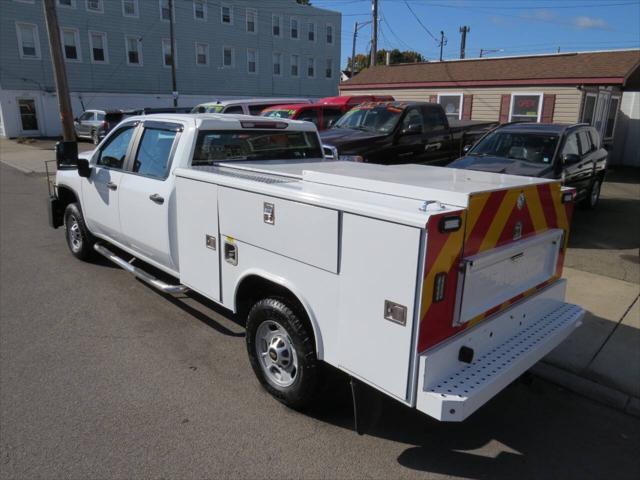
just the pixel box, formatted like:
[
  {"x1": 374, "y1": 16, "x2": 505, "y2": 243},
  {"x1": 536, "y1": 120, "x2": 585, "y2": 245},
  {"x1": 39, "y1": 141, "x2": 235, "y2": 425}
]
[
  {"x1": 526, "y1": 186, "x2": 547, "y2": 233},
  {"x1": 465, "y1": 192, "x2": 490, "y2": 242},
  {"x1": 478, "y1": 189, "x2": 520, "y2": 252}
]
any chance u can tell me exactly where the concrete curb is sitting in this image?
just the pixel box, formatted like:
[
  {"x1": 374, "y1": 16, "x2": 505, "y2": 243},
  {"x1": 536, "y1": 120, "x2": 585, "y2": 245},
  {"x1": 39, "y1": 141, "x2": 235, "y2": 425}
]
[{"x1": 532, "y1": 362, "x2": 640, "y2": 418}]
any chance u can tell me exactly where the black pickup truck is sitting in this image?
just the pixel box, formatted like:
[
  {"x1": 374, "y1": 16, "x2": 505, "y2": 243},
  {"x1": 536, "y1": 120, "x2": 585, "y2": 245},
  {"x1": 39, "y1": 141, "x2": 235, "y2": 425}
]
[
  {"x1": 449, "y1": 122, "x2": 608, "y2": 209},
  {"x1": 319, "y1": 101, "x2": 496, "y2": 165}
]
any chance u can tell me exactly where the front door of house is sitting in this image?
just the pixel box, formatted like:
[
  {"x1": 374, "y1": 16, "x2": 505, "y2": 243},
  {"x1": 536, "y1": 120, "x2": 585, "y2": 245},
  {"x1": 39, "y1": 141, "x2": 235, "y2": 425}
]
[{"x1": 17, "y1": 98, "x2": 39, "y2": 135}]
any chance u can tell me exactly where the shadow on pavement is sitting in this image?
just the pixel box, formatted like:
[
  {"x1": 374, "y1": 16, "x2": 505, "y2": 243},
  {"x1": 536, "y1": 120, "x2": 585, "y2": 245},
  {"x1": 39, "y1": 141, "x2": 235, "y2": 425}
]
[{"x1": 569, "y1": 197, "x2": 640, "y2": 250}]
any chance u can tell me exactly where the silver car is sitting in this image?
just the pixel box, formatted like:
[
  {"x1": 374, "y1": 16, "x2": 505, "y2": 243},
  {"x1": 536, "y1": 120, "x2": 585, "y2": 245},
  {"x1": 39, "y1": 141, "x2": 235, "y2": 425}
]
[{"x1": 73, "y1": 109, "x2": 106, "y2": 145}]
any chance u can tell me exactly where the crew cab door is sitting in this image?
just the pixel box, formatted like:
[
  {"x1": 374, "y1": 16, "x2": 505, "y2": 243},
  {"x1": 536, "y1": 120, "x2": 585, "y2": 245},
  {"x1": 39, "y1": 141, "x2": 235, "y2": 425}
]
[
  {"x1": 393, "y1": 106, "x2": 426, "y2": 163},
  {"x1": 420, "y1": 106, "x2": 454, "y2": 165},
  {"x1": 82, "y1": 124, "x2": 137, "y2": 241},
  {"x1": 118, "y1": 121, "x2": 182, "y2": 271}
]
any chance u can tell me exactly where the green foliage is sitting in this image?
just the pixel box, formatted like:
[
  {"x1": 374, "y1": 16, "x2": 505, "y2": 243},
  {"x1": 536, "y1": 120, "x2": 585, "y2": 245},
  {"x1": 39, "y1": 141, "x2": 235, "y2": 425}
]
[{"x1": 347, "y1": 49, "x2": 427, "y2": 73}]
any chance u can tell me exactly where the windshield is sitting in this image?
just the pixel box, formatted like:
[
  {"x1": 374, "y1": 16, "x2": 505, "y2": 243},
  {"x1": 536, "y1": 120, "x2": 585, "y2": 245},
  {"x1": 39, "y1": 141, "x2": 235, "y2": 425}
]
[
  {"x1": 192, "y1": 130, "x2": 323, "y2": 165},
  {"x1": 333, "y1": 104, "x2": 402, "y2": 134},
  {"x1": 262, "y1": 109, "x2": 294, "y2": 119},
  {"x1": 469, "y1": 131, "x2": 559, "y2": 164}
]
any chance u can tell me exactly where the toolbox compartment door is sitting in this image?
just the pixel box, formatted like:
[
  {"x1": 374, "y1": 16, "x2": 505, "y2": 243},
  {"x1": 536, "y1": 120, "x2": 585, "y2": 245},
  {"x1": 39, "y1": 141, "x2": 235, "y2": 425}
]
[
  {"x1": 337, "y1": 213, "x2": 421, "y2": 401},
  {"x1": 218, "y1": 187, "x2": 339, "y2": 273}
]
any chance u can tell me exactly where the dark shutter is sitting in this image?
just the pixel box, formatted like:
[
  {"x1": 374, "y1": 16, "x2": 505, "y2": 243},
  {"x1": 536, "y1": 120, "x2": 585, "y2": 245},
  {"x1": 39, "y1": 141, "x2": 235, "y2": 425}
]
[
  {"x1": 541, "y1": 94, "x2": 556, "y2": 123},
  {"x1": 499, "y1": 94, "x2": 511, "y2": 123},
  {"x1": 428, "y1": 95, "x2": 437, "y2": 103},
  {"x1": 461, "y1": 94, "x2": 473, "y2": 120}
]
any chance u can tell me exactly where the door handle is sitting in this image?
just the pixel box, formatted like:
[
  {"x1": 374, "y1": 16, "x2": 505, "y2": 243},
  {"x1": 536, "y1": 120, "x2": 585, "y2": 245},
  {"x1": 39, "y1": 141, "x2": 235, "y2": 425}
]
[
  {"x1": 106, "y1": 182, "x2": 117, "y2": 191},
  {"x1": 149, "y1": 194, "x2": 164, "y2": 205}
]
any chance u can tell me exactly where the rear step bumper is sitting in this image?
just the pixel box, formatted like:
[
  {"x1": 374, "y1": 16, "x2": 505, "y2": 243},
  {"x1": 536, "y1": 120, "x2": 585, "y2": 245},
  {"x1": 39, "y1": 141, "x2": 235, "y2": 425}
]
[
  {"x1": 416, "y1": 279, "x2": 583, "y2": 421},
  {"x1": 93, "y1": 243, "x2": 188, "y2": 295}
]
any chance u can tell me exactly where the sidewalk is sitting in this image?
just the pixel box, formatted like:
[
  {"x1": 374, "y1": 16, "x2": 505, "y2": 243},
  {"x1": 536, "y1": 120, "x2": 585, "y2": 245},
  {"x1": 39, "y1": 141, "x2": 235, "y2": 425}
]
[
  {"x1": 0, "y1": 137, "x2": 94, "y2": 175},
  {"x1": 533, "y1": 267, "x2": 640, "y2": 416},
  {"x1": 1, "y1": 137, "x2": 639, "y2": 416}
]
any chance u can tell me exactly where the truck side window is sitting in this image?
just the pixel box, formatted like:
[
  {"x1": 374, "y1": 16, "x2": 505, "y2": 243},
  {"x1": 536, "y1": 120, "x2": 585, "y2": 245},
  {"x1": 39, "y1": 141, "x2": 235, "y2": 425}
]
[
  {"x1": 561, "y1": 133, "x2": 580, "y2": 157},
  {"x1": 97, "y1": 126, "x2": 135, "y2": 169},
  {"x1": 578, "y1": 130, "x2": 593, "y2": 154},
  {"x1": 401, "y1": 107, "x2": 424, "y2": 132},
  {"x1": 322, "y1": 108, "x2": 343, "y2": 128},
  {"x1": 132, "y1": 128, "x2": 178, "y2": 179},
  {"x1": 298, "y1": 109, "x2": 319, "y2": 127},
  {"x1": 423, "y1": 108, "x2": 447, "y2": 131},
  {"x1": 224, "y1": 105, "x2": 244, "y2": 114}
]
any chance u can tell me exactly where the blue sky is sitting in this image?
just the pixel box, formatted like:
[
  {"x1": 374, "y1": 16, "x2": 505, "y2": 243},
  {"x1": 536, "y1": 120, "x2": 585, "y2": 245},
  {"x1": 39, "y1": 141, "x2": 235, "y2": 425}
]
[{"x1": 310, "y1": 0, "x2": 640, "y2": 69}]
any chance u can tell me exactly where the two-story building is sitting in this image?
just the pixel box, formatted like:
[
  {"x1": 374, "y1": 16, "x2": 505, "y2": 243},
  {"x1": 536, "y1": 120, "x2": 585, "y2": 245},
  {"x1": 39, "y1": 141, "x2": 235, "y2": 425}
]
[{"x1": 0, "y1": 0, "x2": 341, "y2": 137}]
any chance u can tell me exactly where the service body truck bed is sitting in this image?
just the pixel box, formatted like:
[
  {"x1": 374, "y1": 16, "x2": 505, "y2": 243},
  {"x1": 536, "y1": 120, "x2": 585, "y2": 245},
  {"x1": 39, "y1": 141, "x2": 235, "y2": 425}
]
[{"x1": 50, "y1": 114, "x2": 583, "y2": 423}]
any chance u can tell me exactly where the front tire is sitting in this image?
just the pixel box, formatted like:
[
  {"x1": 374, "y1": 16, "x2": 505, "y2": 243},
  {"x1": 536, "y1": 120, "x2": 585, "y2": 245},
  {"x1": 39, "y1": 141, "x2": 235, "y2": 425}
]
[
  {"x1": 64, "y1": 203, "x2": 94, "y2": 261},
  {"x1": 246, "y1": 298, "x2": 320, "y2": 410},
  {"x1": 582, "y1": 177, "x2": 602, "y2": 209}
]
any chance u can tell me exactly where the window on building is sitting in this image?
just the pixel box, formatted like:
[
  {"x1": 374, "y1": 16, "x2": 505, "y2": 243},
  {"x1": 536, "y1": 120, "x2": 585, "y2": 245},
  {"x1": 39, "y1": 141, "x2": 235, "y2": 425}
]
[
  {"x1": 89, "y1": 31, "x2": 108, "y2": 63},
  {"x1": 133, "y1": 128, "x2": 178, "y2": 179},
  {"x1": 221, "y1": 3, "x2": 232, "y2": 24},
  {"x1": 438, "y1": 94, "x2": 463, "y2": 120},
  {"x1": 18, "y1": 99, "x2": 38, "y2": 131},
  {"x1": 291, "y1": 18, "x2": 299, "y2": 39},
  {"x1": 326, "y1": 24, "x2": 333, "y2": 44},
  {"x1": 246, "y1": 8, "x2": 257, "y2": 33},
  {"x1": 247, "y1": 48, "x2": 257, "y2": 73},
  {"x1": 126, "y1": 36, "x2": 142, "y2": 65},
  {"x1": 291, "y1": 54, "x2": 299, "y2": 77},
  {"x1": 86, "y1": 0, "x2": 102, "y2": 12},
  {"x1": 605, "y1": 96, "x2": 620, "y2": 139},
  {"x1": 159, "y1": 0, "x2": 172, "y2": 22},
  {"x1": 61, "y1": 28, "x2": 80, "y2": 61},
  {"x1": 162, "y1": 38, "x2": 175, "y2": 67},
  {"x1": 273, "y1": 52, "x2": 282, "y2": 76},
  {"x1": 222, "y1": 46, "x2": 234, "y2": 67},
  {"x1": 16, "y1": 23, "x2": 40, "y2": 59},
  {"x1": 122, "y1": 0, "x2": 138, "y2": 17},
  {"x1": 272, "y1": 14, "x2": 281, "y2": 37},
  {"x1": 581, "y1": 94, "x2": 597, "y2": 125},
  {"x1": 307, "y1": 57, "x2": 315, "y2": 78},
  {"x1": 325, "y1": 59, "x2": 332, "y2": 79},
  {"x1": 308, "y1": 22, "x2": 315, "y2": 41},
  {"x1": 510, "y1": 94, "x2": 542, "y2": 122},
  {"x1": 193, "y1": 0, "x2": 206, "y2": 20},
  {"x1": 195, "y1": 42, "x2": 208, "y2": 66},
  {"x1": 57, "y1": 0, "x2": 75, "y2": 8}
]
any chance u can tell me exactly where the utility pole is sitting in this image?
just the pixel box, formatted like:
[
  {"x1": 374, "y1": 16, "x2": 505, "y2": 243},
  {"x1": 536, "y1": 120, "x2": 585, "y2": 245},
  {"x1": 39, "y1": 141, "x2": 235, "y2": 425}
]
[
  {"x1": 42, "y1": 0, "x2": 76, "y2": 160},
  {"x1": 459, "y1": 25, "x2": 470, "y2": 59},
  {"x1": 439, "y1": 31, "x2": 447, "y2": 62},
  {"x1": 370, "y1": 0, "x2": 378, "y2": 67},
  {"x1": 168, "y1": 0, "x2": 178, "y2": 107},
  {"x1": 351, "y1": 21, "x2": 359, "y2": 77}
]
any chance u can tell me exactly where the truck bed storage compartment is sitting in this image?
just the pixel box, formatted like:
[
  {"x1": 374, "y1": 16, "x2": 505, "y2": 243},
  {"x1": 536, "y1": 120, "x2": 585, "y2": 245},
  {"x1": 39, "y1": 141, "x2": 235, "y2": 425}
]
[
  {"x1": 175, "y1": 177, "x2": 221, "y2": 301},
  {"x1": 337, "y1": 214, "x2": 421, "y2": 401},
  {"x1": 218, "y1": 187, "x2": 339, "y2": 273}
]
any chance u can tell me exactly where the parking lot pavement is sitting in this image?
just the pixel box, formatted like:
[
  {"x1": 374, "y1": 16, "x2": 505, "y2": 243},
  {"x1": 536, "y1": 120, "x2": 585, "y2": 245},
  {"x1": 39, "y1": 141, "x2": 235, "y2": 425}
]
[
  {"x1": 1, "y1": 165, "x2": 640, "y2": 479},
  {"x1": 0, "y1": 137, "x2": 94, "y2": 175}
]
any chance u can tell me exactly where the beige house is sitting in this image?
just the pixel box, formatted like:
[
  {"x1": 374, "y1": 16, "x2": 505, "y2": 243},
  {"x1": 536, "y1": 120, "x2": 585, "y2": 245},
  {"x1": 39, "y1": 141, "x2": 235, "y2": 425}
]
[{"x1": 340, "y1": 49, "x2": 640, "y2": 165}]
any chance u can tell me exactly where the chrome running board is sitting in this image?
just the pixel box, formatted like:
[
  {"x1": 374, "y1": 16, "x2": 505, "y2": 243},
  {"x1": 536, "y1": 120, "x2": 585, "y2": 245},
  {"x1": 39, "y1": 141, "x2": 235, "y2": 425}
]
[{"x1": 93, "y1": 243, "x2": 188, "y2": 295}]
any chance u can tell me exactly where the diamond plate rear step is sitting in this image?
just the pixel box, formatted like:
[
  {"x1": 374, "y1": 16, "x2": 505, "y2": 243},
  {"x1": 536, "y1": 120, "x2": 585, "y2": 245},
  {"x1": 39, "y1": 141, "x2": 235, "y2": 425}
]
[{"x1": 416, "y1": 292, "x2": 584, "y2": 422}]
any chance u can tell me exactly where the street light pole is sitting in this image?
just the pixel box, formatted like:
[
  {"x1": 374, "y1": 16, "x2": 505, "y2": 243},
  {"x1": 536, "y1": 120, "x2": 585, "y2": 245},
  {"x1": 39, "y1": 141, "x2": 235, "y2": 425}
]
[{"x1": 168, "y1": 0, "x2": 178, "y2": 107}]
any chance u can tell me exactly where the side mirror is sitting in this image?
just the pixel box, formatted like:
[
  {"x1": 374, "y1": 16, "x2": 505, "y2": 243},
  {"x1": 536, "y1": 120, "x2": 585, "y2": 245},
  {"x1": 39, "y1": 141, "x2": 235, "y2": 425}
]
[
  {"x1": 74, "y1": 117, "x2": 79, "y2": 123},
  {"x1": 462, "y1": 144, "x2": 472, "y2": 154},
  {"x1": 562, "y1": 153, "x2": 580, "y2": 165},
  {"x1": 55, "y1": 141, "x2": 78, "y2": 168},
  {"x1": 77, "y1": 158, "x2": 91, "y2": 178},
  {"x1": 327, "y1": 119, "x2": 336, "y2": 128},
  {"x1": 400, "y1": 123, "x2": 423, "y2": 136}
]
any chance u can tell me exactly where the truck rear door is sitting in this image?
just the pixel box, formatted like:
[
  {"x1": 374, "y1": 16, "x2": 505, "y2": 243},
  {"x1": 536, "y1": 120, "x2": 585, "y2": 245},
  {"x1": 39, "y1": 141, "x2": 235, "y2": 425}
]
[{"x1": 420, "y1": 106, "x2": 454, "y2": 165}]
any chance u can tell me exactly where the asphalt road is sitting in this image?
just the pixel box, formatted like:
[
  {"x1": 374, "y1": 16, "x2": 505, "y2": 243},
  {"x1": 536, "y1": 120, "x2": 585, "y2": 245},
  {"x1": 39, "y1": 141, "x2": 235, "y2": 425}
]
[{"x1": 1, "y1": 163, "x2": 639, "y2": 480}]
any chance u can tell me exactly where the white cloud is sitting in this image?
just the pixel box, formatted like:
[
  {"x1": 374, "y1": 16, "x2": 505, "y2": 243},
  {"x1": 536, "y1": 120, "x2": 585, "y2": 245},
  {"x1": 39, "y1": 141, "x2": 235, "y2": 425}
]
[
  {"x1": 572, "y1": 16, "x2": 611, "y2": 30},
  {"x1": 520, "y1": 9, "x2": 557, "y2": 22}
]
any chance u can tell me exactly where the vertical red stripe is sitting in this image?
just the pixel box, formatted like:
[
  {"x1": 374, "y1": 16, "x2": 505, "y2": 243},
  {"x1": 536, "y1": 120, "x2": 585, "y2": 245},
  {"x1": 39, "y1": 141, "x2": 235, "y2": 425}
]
[{"x1": 537, "y1": 184, "x2": 558, "y2": 228}]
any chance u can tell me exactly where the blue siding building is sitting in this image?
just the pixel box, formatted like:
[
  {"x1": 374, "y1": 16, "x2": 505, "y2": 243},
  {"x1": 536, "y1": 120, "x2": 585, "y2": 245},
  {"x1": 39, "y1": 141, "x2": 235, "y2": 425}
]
[{"x1": 0, "y1": 0, "x2": 341, "y2": 137}]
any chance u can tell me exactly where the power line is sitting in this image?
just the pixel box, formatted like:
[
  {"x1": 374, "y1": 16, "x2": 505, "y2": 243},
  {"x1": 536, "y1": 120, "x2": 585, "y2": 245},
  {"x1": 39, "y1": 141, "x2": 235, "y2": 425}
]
[{"x1": 402, "y1": 0, "x2": 439, "y2": 43}]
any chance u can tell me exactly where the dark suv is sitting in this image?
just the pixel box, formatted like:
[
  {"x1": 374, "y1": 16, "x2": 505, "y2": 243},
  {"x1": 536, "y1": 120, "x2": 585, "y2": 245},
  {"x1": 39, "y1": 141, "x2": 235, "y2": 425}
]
[{"x1": 449, "y1": 123, "x2": 607, "y2": 209}]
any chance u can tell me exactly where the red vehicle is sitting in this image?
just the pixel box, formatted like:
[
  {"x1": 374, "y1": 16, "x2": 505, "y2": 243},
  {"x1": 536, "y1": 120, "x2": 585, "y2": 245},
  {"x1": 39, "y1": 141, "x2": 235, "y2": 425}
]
[{"x1": 261, "y1": 95, "x2": 395, "y2": 130}]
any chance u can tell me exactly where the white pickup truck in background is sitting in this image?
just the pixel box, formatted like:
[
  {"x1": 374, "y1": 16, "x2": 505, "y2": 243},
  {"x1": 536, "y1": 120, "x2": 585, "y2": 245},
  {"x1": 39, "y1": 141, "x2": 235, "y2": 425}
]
[{"x1": 49, "y1": 113, "x2": 584, "y2": 426}]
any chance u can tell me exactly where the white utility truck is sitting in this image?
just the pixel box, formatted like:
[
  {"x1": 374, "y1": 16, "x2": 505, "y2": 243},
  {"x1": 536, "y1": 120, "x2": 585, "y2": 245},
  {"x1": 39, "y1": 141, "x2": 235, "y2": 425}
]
[{"x1": 49, "y1": 114, "x2": 584, "y2": 424}]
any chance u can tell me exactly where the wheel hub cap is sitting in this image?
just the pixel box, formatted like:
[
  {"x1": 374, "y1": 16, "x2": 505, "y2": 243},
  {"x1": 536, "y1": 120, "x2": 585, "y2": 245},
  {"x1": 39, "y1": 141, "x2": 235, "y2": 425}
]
[
  {"x1": 68, "y1": 216, "x2": 82, "y2": 251},
  {"x1": 256, "y1": 321, "x2": 298, "y2": 387}
]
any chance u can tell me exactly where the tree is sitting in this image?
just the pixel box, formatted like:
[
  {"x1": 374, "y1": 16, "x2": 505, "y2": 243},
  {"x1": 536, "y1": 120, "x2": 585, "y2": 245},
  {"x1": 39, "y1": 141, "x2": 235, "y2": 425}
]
[
  {"x1": 347, "y1": 50, "x2": 427, "y2": 74},
  {"x1": 296, "y1": 0, "x2": 312, "y2": 5}
]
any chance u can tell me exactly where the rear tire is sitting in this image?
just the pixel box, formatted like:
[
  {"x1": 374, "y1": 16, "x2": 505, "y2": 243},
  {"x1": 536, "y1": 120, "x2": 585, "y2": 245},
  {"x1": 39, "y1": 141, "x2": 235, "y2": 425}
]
[
  {"x1": 64, "y1": 203, "x2": 94, "y2": 261},
  {"x1": 246, "y1": 298, "x2": 320, "y2": 410}
]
